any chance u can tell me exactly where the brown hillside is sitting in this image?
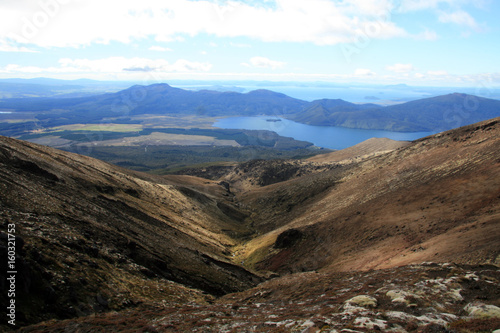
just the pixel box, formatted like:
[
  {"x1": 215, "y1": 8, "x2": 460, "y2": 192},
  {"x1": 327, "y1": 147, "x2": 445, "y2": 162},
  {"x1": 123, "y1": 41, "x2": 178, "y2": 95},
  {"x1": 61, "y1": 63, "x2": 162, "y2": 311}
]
[
  {"x1": 307, "y1": 137, "x2": 410, "y2": 163},
  {"x1": 0, "y1": 136, "x2": 261, "y2": 327},
  {"x1": 232, "y1": 118, "x2": 500, "y2": 273}
]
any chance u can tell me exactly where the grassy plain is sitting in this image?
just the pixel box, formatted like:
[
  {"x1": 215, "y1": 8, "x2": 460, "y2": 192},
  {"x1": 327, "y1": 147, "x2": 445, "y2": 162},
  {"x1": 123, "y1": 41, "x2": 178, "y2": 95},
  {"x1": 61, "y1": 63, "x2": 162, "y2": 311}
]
[
  {"x1": 2, "y1": 113, "x2": 327, "y2": 174},
  {"x1": 52, "y1": 123, "x2": 143, "y2": 132}
]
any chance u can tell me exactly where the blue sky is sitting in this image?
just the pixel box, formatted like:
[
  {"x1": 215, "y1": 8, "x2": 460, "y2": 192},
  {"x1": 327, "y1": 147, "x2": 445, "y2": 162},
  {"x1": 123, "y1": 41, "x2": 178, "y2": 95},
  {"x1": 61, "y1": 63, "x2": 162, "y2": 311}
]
[{"x1": 0, "y1": 0, "x2": 499, "y2": 86}]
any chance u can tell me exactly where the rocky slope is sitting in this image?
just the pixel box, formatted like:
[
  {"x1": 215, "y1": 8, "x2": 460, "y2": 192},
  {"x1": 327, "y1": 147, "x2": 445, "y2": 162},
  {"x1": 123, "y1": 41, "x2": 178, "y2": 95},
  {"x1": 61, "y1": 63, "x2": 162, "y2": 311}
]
[
  {"x1": 1, "y1": 117, "x2": 500, "y2": 332},
  {"x1": 0, "y1": 136, "x2": 262, "y2": 328},
  {"x1": 16, "y1": 263, "x2": 500, "y2": 332}
]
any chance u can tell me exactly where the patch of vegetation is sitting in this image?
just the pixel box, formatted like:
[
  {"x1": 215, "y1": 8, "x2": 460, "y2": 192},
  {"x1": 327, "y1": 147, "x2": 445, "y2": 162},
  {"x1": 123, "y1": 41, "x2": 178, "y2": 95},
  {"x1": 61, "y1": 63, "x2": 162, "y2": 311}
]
[
  {"x1": 11, "y1": 125, "x2": 329, "y2": 173},
  {"x1": 18, "y1": 127, "x2": 313, "y2": 148},
  {"x1": 449, "y1": 318, "x2": 500, "y2": 332},
  {"x1": 52, "y1": 124, "x2": 143, "y2": 132},
  {"x1": 61, "y1": 144, "x2": 326, "y2": 174}
]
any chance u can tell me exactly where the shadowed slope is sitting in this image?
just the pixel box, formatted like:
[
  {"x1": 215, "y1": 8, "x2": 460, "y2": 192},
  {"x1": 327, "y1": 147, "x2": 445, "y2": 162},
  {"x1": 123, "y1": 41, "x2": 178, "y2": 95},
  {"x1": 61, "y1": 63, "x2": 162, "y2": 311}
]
[{"x1": 0, "y1": 136, "x2": 262, "y2": 327}]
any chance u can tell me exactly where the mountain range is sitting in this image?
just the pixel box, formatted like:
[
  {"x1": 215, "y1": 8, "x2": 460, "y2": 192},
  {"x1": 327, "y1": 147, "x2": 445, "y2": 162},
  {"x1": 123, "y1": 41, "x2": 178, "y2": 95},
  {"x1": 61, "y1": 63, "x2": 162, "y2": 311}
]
[
  {"x1": 1, "y1": 83, "x2": 500, "y2": 134},
  {"x1": 1, "y1": 117, "x2": 499, "y2": 331},
  {"x1": 291, "y1": 92, "x2": 500, "y2": 131}
]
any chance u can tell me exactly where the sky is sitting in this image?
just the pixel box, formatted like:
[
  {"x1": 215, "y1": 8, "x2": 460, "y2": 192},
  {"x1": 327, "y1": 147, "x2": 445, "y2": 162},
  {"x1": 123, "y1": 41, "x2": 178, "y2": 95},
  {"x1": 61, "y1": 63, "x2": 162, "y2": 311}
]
[{"x1": 0, "y1": 0, "x2": 499, "y2": 87}]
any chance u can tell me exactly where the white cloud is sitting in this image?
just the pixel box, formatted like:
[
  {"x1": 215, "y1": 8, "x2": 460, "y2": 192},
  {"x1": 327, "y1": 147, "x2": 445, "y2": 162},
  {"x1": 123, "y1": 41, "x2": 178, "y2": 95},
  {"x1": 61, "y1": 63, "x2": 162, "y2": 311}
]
[
  {"x1": 2, "y1": 61, "x2": 499, "y2": 86},
  {"x1": 148, "y1": 45, "x2": 172, "y2": 52},
  {"x1": 398, "y1": 0, "x2": 444, "y2": 12},
  {"x1": 0, "y1": 57, "x2": 212, "y2": 75},
  {"x1": 0, "y1": 64, "x2": 44, "y2": 74},
  {"x1": 397, "y1": 0, "x2": 481, "y2": 12},
  {"x1": 243, "y1": 57, "x2": 285, "y2": 70},
  {"x1": 398, "y1": 1, "x2": 485, "y2": 33},
  {"x1": 414, "y1": 29, "x2": 439, "y2": 41},
  {"x1": 61, "y1": 57, "x2": 212, "y2": 73},
  {"x1": 386, "y1": 63, "x2": 415, "y2": 73},
  {"x1": 354, "y1": 68, "x2": 376, "y2": 76},
  {"x1": 169, "y1": 59, "x2": 212, "y2": 72},
  {"x1": 341, "y1": 0, "x2": 395, "y2": 17},
  {"x1": 427, "y1": 70, "x2": 449, "y2": 77},
  {"x1": 438, "y1": 10, "x2": 479, "y2": 30},
  {"x1": 0, "y1": 40, "x2": 38, "y2": 53},
  {"x1": 0, "y1": 0, "x2": 412, "y2": 49},
  {"x1": 230, "y1": 42, "x2": 252, "y2": 48}
]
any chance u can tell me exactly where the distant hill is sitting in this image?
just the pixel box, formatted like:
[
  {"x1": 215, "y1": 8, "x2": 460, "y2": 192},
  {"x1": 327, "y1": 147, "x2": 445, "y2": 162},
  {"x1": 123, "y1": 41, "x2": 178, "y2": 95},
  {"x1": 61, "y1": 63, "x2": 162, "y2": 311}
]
[
  {"x1": 0, "y1": 77, "x2": 133, "y2": 98},
  {"x1": 291, "y1": 93, "x2": 500, "y2": 132},
  {"x1": 291, "y1": 98, "x2": 382, "y2": 128},
  {"x1": 380, "y1": 93, "x2": 500, "y2": 131},
  {"x1": 1, "y1": 83, "x2": 499, "y2": 133},
  {"x1": 0, "y1": 83, "x2": 308, "y2": 124}
]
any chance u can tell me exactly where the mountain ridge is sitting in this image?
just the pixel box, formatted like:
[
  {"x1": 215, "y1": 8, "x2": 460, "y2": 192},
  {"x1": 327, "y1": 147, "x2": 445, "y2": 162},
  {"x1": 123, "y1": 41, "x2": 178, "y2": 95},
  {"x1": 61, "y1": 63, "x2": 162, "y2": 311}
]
[
  {"x1": 291, "y1": 92, "x2": 500, "y2": 132},
  {"x1": 1, "y1": 83, "x2": 499, "y2": 135}
]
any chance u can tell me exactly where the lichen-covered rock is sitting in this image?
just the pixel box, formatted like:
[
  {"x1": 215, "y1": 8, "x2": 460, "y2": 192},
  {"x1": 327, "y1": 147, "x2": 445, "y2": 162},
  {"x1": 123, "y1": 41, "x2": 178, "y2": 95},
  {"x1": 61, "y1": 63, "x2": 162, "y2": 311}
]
[
  {"x1": 353, "y1": 317, "x2": 387, "y2": 330},
  {"x1": 465, "y1": 303, "x2": 500, "y2": 319},
  {"x1": 386, "y1": 289, "x2": 410, "y2": 305},
  {"x1": 385, "y1": 310, "x2": 457, "y2": 326},
  {"x1": 344, "y1": 295, "x2": 378, "y2": 308}
]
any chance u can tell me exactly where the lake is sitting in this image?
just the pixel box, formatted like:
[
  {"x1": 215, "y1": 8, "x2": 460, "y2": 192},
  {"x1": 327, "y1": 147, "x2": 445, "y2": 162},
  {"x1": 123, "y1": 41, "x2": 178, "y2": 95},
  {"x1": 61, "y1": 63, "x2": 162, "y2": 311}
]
[{"x1": 213, "y1": 116, "x2": 435, "y2": 150}]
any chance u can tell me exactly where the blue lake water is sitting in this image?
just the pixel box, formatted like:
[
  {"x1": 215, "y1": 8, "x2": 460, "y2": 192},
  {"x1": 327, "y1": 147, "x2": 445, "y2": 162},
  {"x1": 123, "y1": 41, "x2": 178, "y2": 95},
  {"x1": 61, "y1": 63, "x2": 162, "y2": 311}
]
[{"x1": 214, "y1": 116, "x2": 435, "y2": 150}]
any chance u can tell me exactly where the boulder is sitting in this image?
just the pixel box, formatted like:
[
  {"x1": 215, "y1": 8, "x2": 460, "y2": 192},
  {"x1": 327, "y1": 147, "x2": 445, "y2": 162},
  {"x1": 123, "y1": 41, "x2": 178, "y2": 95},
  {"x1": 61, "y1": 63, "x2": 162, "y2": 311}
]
[
  {"x1": 344, "y1": 295, "x2": 378, "y2": 308},
  {"x1": 464, "y1": 303, "x2": 500, "y2": 319}
]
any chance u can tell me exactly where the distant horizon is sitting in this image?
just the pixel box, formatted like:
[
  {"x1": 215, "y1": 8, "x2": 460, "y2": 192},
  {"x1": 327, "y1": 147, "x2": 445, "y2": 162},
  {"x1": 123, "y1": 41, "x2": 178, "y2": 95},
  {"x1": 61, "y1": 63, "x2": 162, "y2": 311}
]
[
  {"x1": 1, "y1": 76, "x2": 499, "y2": 89},
  {"x1": 0, "y1": 75, "x2": 499, "y2": 89},
  {"x1": 1, "y1": 1, "x2": 499, "y2": 87},
  {"x1": 1, "y1": 76, "x2": 499, "y2": 104}
]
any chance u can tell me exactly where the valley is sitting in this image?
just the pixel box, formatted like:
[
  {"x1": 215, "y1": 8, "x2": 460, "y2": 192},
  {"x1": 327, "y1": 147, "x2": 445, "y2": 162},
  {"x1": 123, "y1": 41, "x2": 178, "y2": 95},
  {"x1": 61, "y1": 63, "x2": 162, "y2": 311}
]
[
  {"x1": 1, "y1": 117, "x2": 499, "y2": 332},
  {"x1": 2, "y1": 0, "x2": 499, "y2": 330}
]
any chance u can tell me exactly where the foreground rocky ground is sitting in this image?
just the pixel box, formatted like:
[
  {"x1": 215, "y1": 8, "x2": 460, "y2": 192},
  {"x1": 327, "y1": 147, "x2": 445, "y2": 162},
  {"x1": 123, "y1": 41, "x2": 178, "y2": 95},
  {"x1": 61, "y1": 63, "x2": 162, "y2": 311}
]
[{"x1": 17, "y1": 262, "x2": 500, "y2": 332}]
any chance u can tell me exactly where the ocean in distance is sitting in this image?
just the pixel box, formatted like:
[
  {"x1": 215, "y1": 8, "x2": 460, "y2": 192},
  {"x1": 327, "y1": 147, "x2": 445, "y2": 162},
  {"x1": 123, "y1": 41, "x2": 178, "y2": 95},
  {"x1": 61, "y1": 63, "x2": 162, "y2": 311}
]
[{"x1": 213, "y1": 116, "x2": 435, "y2": 150}]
